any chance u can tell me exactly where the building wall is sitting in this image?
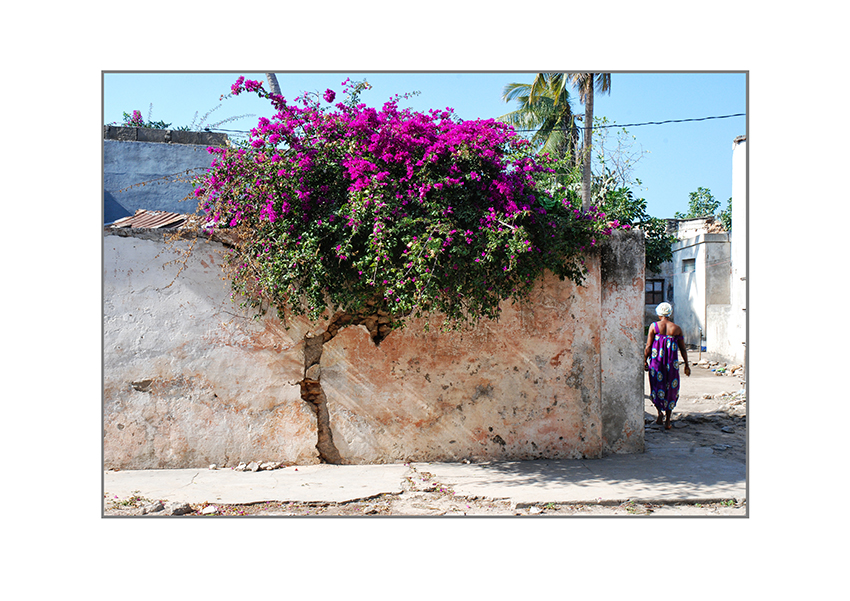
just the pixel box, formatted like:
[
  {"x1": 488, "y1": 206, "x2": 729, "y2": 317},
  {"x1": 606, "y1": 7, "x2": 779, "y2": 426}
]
[
  {"x1": 600, "y1": 231, "x2": 646, "y2": 454},
  {"x1": 102, "y1": 127, "x2": 227, "y2": 224},
  {"x1": 644, "y1": 217, "x2": 724, "y2": 332},
  {"x1": 699, "y1": 136, "x2": 747, "y2": 365},
  {"x1": 643, "y1": 138, "x2": 746, "y2": 363},
  {"x1": 645, "y1": 260, "x2": 674, "y2": 330},
  {"x1": 103, "y1": 229, "x2": 646, "y2": 468},
  {"x1": 672, "y1": 233, "x2": 731, "y2": 348},
  {"x1": 729, "y1": 136, "x2": 747, "y2": 366},
  {"x1": 706, "y1": 304, "x2": 732, "y2": 360}
]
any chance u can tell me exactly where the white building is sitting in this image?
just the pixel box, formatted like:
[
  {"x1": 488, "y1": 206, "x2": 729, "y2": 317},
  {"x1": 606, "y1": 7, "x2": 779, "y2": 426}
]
[
  {"x1": 644, "y1": 135, "x2": 747, "y2": 366},
  {"x1": 707, "y1": 135, "x2": 747, "y2": 366}
]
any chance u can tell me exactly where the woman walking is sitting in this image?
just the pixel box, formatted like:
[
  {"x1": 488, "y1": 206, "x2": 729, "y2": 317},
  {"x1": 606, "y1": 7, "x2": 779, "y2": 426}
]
[{"x1": 645, "y1": 302, "x2": 690, "y2": 430}]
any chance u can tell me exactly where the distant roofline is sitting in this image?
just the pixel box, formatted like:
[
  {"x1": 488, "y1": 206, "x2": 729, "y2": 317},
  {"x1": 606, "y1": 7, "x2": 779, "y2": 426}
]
[
  {"x1": 666, "y1": 215, "x2": 718, "y2": 222},
  {"x1": 103, "y1": 125, "x2": 228, "y2": 147}
]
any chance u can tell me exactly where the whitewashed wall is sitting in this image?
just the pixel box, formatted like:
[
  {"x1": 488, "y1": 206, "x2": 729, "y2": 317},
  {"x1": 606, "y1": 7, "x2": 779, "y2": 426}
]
[{"x1": 103, "y1": 229, "x2": 645, "y2": 468}]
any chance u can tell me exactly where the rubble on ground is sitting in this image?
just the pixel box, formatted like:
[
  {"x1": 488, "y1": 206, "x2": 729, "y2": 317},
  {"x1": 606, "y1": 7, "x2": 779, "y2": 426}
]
[
  {"x1": 209, "y1": 461, "x2": 288, "y2": 472},
  {"x1": 694, "y1": 359, "x2": 745, "y2": 377}
]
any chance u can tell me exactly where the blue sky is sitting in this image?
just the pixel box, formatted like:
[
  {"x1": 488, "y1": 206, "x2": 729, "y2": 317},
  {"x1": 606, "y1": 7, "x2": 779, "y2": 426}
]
[{"x1": 103, "y1": 71, "x2": 746, "y2": 220}]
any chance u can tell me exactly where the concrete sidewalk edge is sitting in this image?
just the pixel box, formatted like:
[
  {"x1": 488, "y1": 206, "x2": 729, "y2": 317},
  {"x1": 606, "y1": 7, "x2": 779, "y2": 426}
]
[{"x1": 104, "y1": 454, "x2": 746, "y2": 509}]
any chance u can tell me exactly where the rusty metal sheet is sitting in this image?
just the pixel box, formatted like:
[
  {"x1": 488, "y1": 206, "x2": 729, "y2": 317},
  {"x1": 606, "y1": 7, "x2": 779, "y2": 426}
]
[{"x1": 110, "y1": 210, "x2": 187, "y2": 229}]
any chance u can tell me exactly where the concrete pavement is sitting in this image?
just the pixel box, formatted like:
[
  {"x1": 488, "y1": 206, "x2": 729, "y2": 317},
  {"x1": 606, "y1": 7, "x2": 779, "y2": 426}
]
[{"x1": 103, "y1": 442, "x2": 746, "y2": 509}]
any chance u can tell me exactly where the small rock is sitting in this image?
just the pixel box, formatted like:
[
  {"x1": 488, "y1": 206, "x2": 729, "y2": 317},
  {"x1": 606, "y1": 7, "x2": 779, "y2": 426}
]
[
  {"x1": 248, "y1": 461, "x2": 260, "y2": 472},
  {"x1": 131, "y1": 379, "x2": 154, "y2": 392},
  {"x1": 721, "y1": 426, "x2": 735, "y2": 433},
  {"x1": 712, "y1": 444, "x2": 732, "y2": 452},
  {"x1": 165, "y1": 502, "x2": 193, "y2": 516},
  {"x1": 200, "y1": 505, "x2": 218, "y2": 515},
  {"x1": 141, "y1": 501, "x2": 164, "y2": 515},
  {"x1": 702, "y1": 393, "x2": 713, "y2": 399},
  {"x1": 305, "y1": 364, "x2": 322, "y2": 381},
  {"x1": 235, "y1": 463, "x2": 247, "y2": 472},
  {"x1": 209, "y1": 464, "x2": 218, "y2": 470},
  {"x1": 528, "y1": 506, "x2": 542, "y2": 515}
]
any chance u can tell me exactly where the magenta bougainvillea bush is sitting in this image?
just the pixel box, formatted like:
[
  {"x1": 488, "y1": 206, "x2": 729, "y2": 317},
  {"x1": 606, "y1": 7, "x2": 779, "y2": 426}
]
[{"x1": 193, "y1": 77, "x2": 618, "y2": 330}]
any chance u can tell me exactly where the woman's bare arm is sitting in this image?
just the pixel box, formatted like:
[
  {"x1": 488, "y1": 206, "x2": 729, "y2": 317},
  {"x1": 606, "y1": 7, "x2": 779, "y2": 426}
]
[
  {"x1": 679, "y1": 337, "x2": 690, "y2": 376},
  {"x1": 644, "y1": 326, "x2": 655, "y2": 368}
]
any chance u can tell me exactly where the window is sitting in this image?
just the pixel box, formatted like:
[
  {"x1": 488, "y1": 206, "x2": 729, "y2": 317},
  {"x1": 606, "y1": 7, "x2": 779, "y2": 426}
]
[
  {"x1": 646, "y1": 279, "x2": 664, "y2": 305},
  {"x1": 683, "y1": 259, "x2": 696, "y2": 273}
]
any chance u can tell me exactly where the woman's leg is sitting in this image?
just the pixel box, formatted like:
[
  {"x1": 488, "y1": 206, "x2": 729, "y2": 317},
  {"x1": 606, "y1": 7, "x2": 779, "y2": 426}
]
[{"x1": 650, "y1": 370, "x2": 666, "y2": 424}]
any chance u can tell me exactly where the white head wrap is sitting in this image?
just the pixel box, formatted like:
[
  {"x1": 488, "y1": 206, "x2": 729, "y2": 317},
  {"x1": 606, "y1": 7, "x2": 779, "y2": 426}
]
[{"x1": 656, "y1": 302, "x2": 673, "y2": 317}]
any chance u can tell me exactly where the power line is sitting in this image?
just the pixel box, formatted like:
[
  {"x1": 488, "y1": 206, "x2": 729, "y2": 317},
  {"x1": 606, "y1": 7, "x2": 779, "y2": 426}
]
[
  {"x1": 513, "y1": 113, "x2": 746, "y2": 132},
  {"x1": 205, "y1": 113, "x2": 746, "y2": 136}
]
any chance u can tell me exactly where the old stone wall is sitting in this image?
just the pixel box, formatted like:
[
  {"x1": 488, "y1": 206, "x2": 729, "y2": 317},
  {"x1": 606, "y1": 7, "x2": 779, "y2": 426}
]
[
  {"x1": 600, "y1": 231, "x2": 646, "y2": 454},
  {"x1": 103, "y1": 229, "x2": 645, "y2": 468}
]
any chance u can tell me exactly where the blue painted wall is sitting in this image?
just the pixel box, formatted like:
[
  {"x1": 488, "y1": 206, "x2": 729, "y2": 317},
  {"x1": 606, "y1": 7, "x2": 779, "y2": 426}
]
[{"x1": 103, "y1": 127, "x2": 228, "y2": 224}]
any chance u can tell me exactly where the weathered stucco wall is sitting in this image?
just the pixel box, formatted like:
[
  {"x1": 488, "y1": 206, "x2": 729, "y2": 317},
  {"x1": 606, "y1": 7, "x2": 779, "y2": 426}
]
[
  {"x1": 103, "y1": 229, "x2": 645, "y2": 468},
  {"x1": 600, "y1": 231, "x2": 645, "y2": 454},
  {"x1": 706, "y1": 304, "x2": 732, "y2": 362},
  {"x1": 103, "y1": 230, "x2": 315, "y2": 468}
]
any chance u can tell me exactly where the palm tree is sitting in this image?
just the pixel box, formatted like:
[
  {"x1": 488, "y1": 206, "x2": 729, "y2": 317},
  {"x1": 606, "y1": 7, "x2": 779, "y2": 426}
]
[
  {"x1": 499, "y1": 74, "x2": 580, "y2": 163},
  {"x1": 265, "y1": 73, "x2": 282, "y2": 95},
  {"x1": 567, "y1": 73, "x2": 612, "y2": 210}
]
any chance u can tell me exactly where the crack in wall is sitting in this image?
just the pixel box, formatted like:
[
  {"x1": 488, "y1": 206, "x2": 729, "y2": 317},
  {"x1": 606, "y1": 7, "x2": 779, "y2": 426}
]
[
  {"x1": 300, "y1": 334, "x2": 343, "y2": 465},
  {"x1": 299, "y1": 309, "x2": 393, "y2": 463}
]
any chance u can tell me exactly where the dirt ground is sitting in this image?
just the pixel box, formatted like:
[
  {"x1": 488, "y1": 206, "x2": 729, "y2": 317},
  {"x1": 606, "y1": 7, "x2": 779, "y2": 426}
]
[
  {"x1": 104, "y1": 361, "x2": 746, "y2": 517},
  {"x1": 644, "y1": 357, "x2": 747, "y2": 465}
]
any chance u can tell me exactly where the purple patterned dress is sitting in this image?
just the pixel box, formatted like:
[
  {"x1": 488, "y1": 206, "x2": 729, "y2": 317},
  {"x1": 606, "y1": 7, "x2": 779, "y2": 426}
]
[{"x1": 648, "y1": 322, "x2": 683, "y2": 412}]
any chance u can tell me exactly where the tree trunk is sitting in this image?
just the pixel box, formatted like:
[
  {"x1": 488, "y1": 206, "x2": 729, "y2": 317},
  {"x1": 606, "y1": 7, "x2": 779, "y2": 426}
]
[
  {"x1": 581, "y1": 75, "x2": 594, "y2": 211},
  {"x1": 265, "y1": 73, "x2": 281, "y2": 95}
]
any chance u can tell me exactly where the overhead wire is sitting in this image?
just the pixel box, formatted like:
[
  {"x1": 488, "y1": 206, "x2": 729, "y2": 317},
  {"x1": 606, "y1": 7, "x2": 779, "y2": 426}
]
[
  {"x1": 512, "y1": 113, "x2": 746, "y2": 132},
  {"x1": 203, "y1": 113, "x2": 746, "y2": 136}
]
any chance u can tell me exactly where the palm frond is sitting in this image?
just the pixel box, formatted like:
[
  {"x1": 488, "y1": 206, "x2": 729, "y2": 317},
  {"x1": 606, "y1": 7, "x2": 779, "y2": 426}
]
[
  {"x1": 502, "y1": 82, "x2": 532, "y2": 104},
  {"x1": 566, "y1": 73, "x2": 612, "y2": 101},
  {"x1": 500, "y1": 73, "x2": 580, "y2": 161},
  {"x1": 499, "y1": 73, "x2": 579, "y2": 162}
]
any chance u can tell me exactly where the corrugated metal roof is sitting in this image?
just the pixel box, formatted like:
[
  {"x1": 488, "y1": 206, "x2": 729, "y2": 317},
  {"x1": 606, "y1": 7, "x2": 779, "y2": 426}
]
[{"x1": 109, "y1": 210, "x2": 188, "y2": 229}]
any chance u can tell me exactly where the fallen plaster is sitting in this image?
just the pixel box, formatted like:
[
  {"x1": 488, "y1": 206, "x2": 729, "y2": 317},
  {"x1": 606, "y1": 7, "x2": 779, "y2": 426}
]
[{"x1": 298, "y1": 309, "x2": 394, "y2": 464}]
